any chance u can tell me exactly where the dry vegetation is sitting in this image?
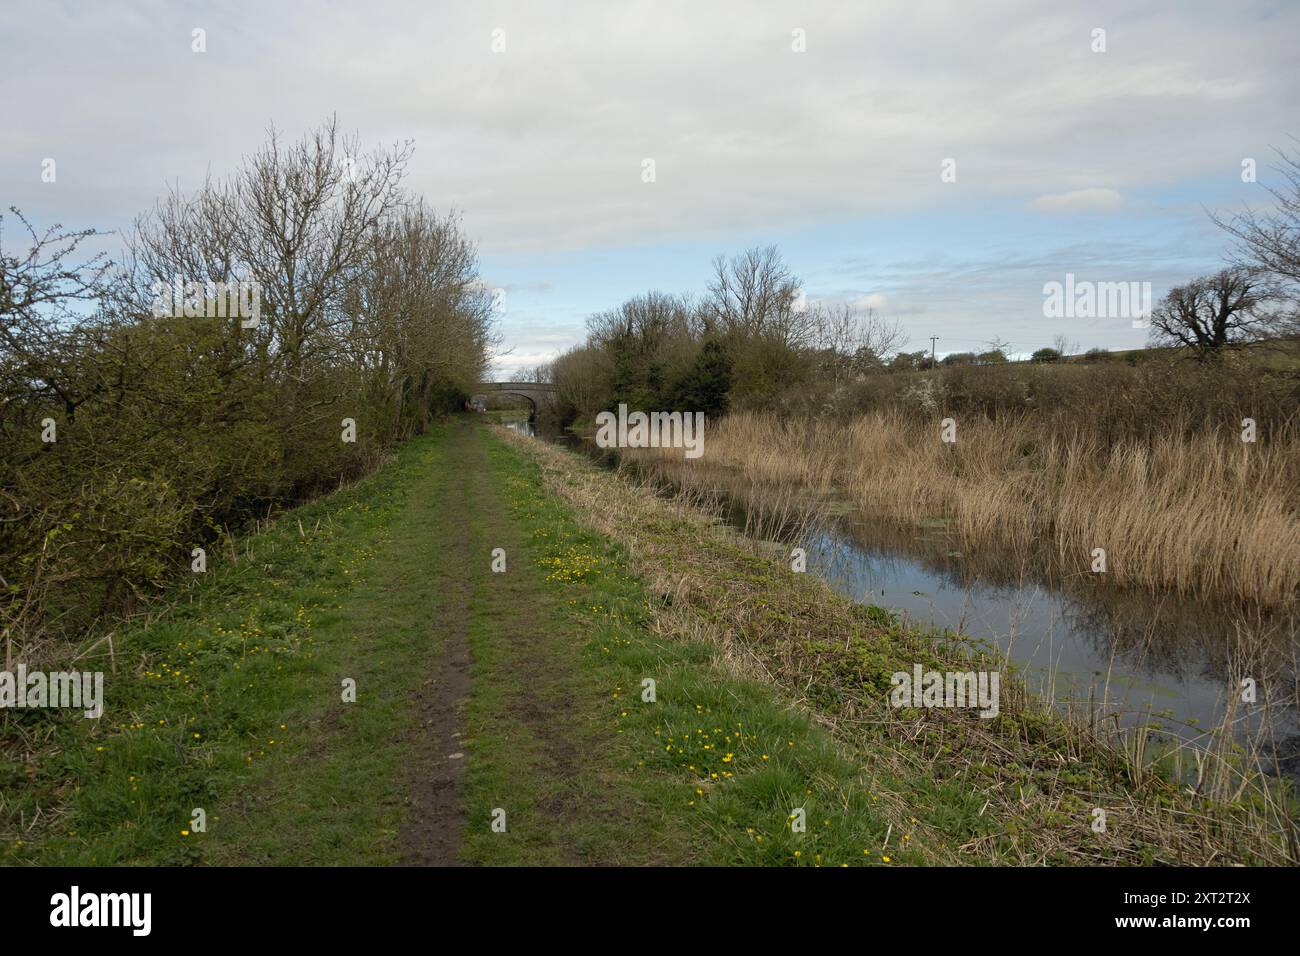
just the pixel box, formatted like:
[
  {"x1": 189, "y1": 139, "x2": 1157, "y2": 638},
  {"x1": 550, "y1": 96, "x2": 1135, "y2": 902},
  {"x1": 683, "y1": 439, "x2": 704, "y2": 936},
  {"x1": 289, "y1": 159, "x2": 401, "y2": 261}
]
[
  {"x1": 502, "y1": 427, "x2": 1298, "y2": 865},
  {"x1": 620, "y1": 409, "x2": 1300, "y2": 608}
]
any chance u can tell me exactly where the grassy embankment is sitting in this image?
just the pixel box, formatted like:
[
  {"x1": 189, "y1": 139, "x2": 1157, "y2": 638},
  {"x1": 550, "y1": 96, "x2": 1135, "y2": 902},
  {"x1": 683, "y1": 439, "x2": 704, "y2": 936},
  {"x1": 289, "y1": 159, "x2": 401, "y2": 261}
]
[
  {"x1": 0, "y1": 419, "x2": 919, "y2": 865},
  {"x1": 2, "y1": 418, "x2": 1292, "y2": 865}
]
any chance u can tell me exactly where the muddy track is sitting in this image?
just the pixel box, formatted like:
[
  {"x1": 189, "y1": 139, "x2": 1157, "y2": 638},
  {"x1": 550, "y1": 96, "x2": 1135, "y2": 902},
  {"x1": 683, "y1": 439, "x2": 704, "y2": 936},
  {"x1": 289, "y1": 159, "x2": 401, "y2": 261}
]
[
  {"x1": 397, "y1": 419, "x2": 475, "y2": 865},
  {"x1": 478, "y1": 488, "x2": 585, "y2": 825},
  {"x1": 467, "y1": 436, "x2": 637, "y2": 865}
]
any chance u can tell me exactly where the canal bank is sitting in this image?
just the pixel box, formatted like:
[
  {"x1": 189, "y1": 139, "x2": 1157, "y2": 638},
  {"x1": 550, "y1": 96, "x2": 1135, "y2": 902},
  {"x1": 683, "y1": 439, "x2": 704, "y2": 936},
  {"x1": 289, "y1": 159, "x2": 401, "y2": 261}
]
[
  {"x1": 500, "y1": 421, "x2": 1297, "y2": 863},
  {"x1": 527, "y1": 420, "x2": 1300, "y2": 786}
]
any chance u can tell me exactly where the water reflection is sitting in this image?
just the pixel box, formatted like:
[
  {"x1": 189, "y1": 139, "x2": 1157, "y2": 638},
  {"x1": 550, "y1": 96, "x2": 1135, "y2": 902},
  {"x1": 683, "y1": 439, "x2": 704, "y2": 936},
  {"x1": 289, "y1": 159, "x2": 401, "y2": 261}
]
[
  {"x1": 530, "y1": 427, "x2": 1300, "y2": 778},
  {"x1": 822, "y1": 515, "x2": 1299, "y2": 779}
]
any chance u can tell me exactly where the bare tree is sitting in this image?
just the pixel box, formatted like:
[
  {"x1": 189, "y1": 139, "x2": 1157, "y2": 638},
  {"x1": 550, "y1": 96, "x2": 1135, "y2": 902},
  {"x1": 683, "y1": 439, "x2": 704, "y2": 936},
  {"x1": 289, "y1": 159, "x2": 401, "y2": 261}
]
[
  {"x1": 348, "y1": 202, "x2": 494, "y2": 429},
  {"x1": 1212, "y1": 142, "x2": 1300, "y2": 338},
  {"x1": 0, "y1": 208, "x2": 113, "y2": 425},
  {"x1": 806, "y1": 302, "x2": 906, "y2": 385},
  {"x1": 510, "y1": 364, "x2": 552, "y2": 383},
  {"x1": 1052, "y1": 334, "x2": 1079, "y2": 358},
  {"x1": 811, "y1": 303, "x2": 905, "y2": 358},
  {"x1": 1216, "y1": 144, "x2": 1300, "y2": 291},
  {"x1": 128, "y1": 116, "x2": 414, "y2": 382},
  {"x1": 1147, "y1": 267, "x2": 1275, "y2": 356},
  {"x1": 699, "y1": 245, "x2": 809, "y2": 346}
]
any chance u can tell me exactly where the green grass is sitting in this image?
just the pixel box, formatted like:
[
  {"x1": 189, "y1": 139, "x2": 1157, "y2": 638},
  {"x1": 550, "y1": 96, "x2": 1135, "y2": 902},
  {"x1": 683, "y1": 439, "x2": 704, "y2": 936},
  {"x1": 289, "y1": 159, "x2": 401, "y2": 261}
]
[
  {"x1": 460, "y1": 427, "x2": 910, "y2": 866},
  {"x1": 4, "y1": 417, "x2": 918, "y2": 866},
  {"x1": 2, "y1": 426, "x2": 452, "y2": 865},
  {"x1": 13, "y1": 415, "x2": 1282, "y2": 866}
]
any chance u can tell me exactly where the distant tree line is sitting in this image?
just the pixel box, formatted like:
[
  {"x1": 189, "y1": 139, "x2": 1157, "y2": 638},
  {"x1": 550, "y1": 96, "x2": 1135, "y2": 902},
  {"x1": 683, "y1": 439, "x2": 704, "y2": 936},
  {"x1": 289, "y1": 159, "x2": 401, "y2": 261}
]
[
  {"x1": 549, "y1": 146, "x2": 1300, "y2": 424},
  {"x1": 550, "y1": 245, "x2": 906, "y2": 422}
]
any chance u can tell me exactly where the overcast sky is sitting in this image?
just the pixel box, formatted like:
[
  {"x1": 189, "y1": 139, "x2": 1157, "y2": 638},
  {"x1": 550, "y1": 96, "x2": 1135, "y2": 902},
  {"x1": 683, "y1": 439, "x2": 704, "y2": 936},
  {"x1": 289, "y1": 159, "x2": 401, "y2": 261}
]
[{"x1": 4, "y1": 0, "x2": 1297, "y2": 374}]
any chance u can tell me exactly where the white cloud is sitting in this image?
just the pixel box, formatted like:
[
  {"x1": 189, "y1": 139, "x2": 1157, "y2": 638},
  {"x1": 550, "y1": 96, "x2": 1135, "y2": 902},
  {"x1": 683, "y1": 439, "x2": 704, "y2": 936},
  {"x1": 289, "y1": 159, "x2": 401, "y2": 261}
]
[
  {"x1": 852, "y1": 293, "x2": 889, "y2": 311},
  {"x1": 2, "y1": 0, "x2": 1296, "y2": 254},
  {"x1": 1029, "y1": 188, "x2": 1124, "y2": 214},
  {"x1": 3, "y1": 0, "x2": 1292, "y2": 361}
]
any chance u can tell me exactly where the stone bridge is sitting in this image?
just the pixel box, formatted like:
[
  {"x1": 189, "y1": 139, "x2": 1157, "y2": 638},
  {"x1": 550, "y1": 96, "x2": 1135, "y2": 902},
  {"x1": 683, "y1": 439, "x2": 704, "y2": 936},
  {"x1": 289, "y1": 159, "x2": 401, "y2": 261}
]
[{"x1": 471, "y1": 381, "x2": 558, "y2": 413}]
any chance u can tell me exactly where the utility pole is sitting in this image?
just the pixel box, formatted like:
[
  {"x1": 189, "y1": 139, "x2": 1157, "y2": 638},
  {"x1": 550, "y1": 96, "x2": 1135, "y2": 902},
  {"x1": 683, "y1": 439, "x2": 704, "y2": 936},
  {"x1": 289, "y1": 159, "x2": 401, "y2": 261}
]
[{"x1": 929, "y1": 336, "x2": 939, "y2": 368}]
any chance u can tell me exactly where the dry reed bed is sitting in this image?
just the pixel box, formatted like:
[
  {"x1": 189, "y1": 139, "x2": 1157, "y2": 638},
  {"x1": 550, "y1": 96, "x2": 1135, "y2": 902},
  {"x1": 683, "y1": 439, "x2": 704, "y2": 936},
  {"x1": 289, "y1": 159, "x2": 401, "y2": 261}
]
[
  {"x1": 500, "y1": 427, "x2": 1297, "y2": 866},
  {"x1": 625, "y1": 410, "x2": 1300, "y2": 607}
]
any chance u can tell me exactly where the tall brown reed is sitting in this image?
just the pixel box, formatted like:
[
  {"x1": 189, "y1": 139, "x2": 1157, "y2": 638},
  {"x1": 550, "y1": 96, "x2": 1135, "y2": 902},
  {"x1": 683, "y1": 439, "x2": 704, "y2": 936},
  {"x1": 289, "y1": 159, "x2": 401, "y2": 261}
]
[{"x1": 627, "y1": 410, "x2": 1300, "y2": 607}]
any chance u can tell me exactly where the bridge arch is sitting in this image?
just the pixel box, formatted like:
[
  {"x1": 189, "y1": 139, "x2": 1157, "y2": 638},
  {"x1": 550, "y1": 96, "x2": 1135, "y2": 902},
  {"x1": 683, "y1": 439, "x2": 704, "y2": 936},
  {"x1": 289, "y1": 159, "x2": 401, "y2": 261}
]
[
  {"x1": 471, "y1": 381, "x2": 557, "y2": 416},
  {"x1": 473, "y1": 381, "x2": 557, "y2": 406}
]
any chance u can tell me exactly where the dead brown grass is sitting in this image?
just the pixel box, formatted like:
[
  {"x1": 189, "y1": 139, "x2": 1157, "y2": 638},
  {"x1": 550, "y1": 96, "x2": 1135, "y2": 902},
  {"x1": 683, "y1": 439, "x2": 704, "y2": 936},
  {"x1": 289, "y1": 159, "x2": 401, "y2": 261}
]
[
  {"x1": 623, "y1": 410, "x2": 1300, "y2": 607},
  {"x1": 500, "y1": 426, "x2": 1298, "y2": 866}
]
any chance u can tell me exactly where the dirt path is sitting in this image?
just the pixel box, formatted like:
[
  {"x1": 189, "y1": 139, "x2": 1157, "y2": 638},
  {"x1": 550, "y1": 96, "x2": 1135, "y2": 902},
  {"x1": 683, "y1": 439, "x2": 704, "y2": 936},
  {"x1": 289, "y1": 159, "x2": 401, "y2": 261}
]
[
  {"x1": 465, "y1": 451, "x2": 589, "y2": 861},
  {"x1": 397, "y1": 419, "x2": 475, "y2": 865},
  {"x1": 396, "y1": 417, "x2": 601, "y2": 865},
  {"x1": 453, "y1": 421, "x2": 647, "y2": 865},
  {"x1": 390, "y1": 418, "x2": 630, "y2": 865},
  {"x1": 399, "y1": 418, "x2": 618, "y2": 864}
]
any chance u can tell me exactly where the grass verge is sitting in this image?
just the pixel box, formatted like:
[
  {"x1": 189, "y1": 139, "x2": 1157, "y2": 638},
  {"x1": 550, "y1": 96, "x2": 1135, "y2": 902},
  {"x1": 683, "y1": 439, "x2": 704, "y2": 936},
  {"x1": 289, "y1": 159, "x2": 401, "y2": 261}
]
[{"x1": 1, "y1": 426, "x2": 453, "y2": 865}]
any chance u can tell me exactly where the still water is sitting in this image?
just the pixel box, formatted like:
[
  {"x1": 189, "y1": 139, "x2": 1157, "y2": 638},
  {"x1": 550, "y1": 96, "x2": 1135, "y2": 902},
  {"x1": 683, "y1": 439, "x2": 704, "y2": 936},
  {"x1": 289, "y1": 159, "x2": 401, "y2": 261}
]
[
  {"x1": 517, "y1": 418, "x2": 1299, "y2": 777},
  {"x1": 806, "y1": 519, "x2": 1297, "y2": 767}
]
